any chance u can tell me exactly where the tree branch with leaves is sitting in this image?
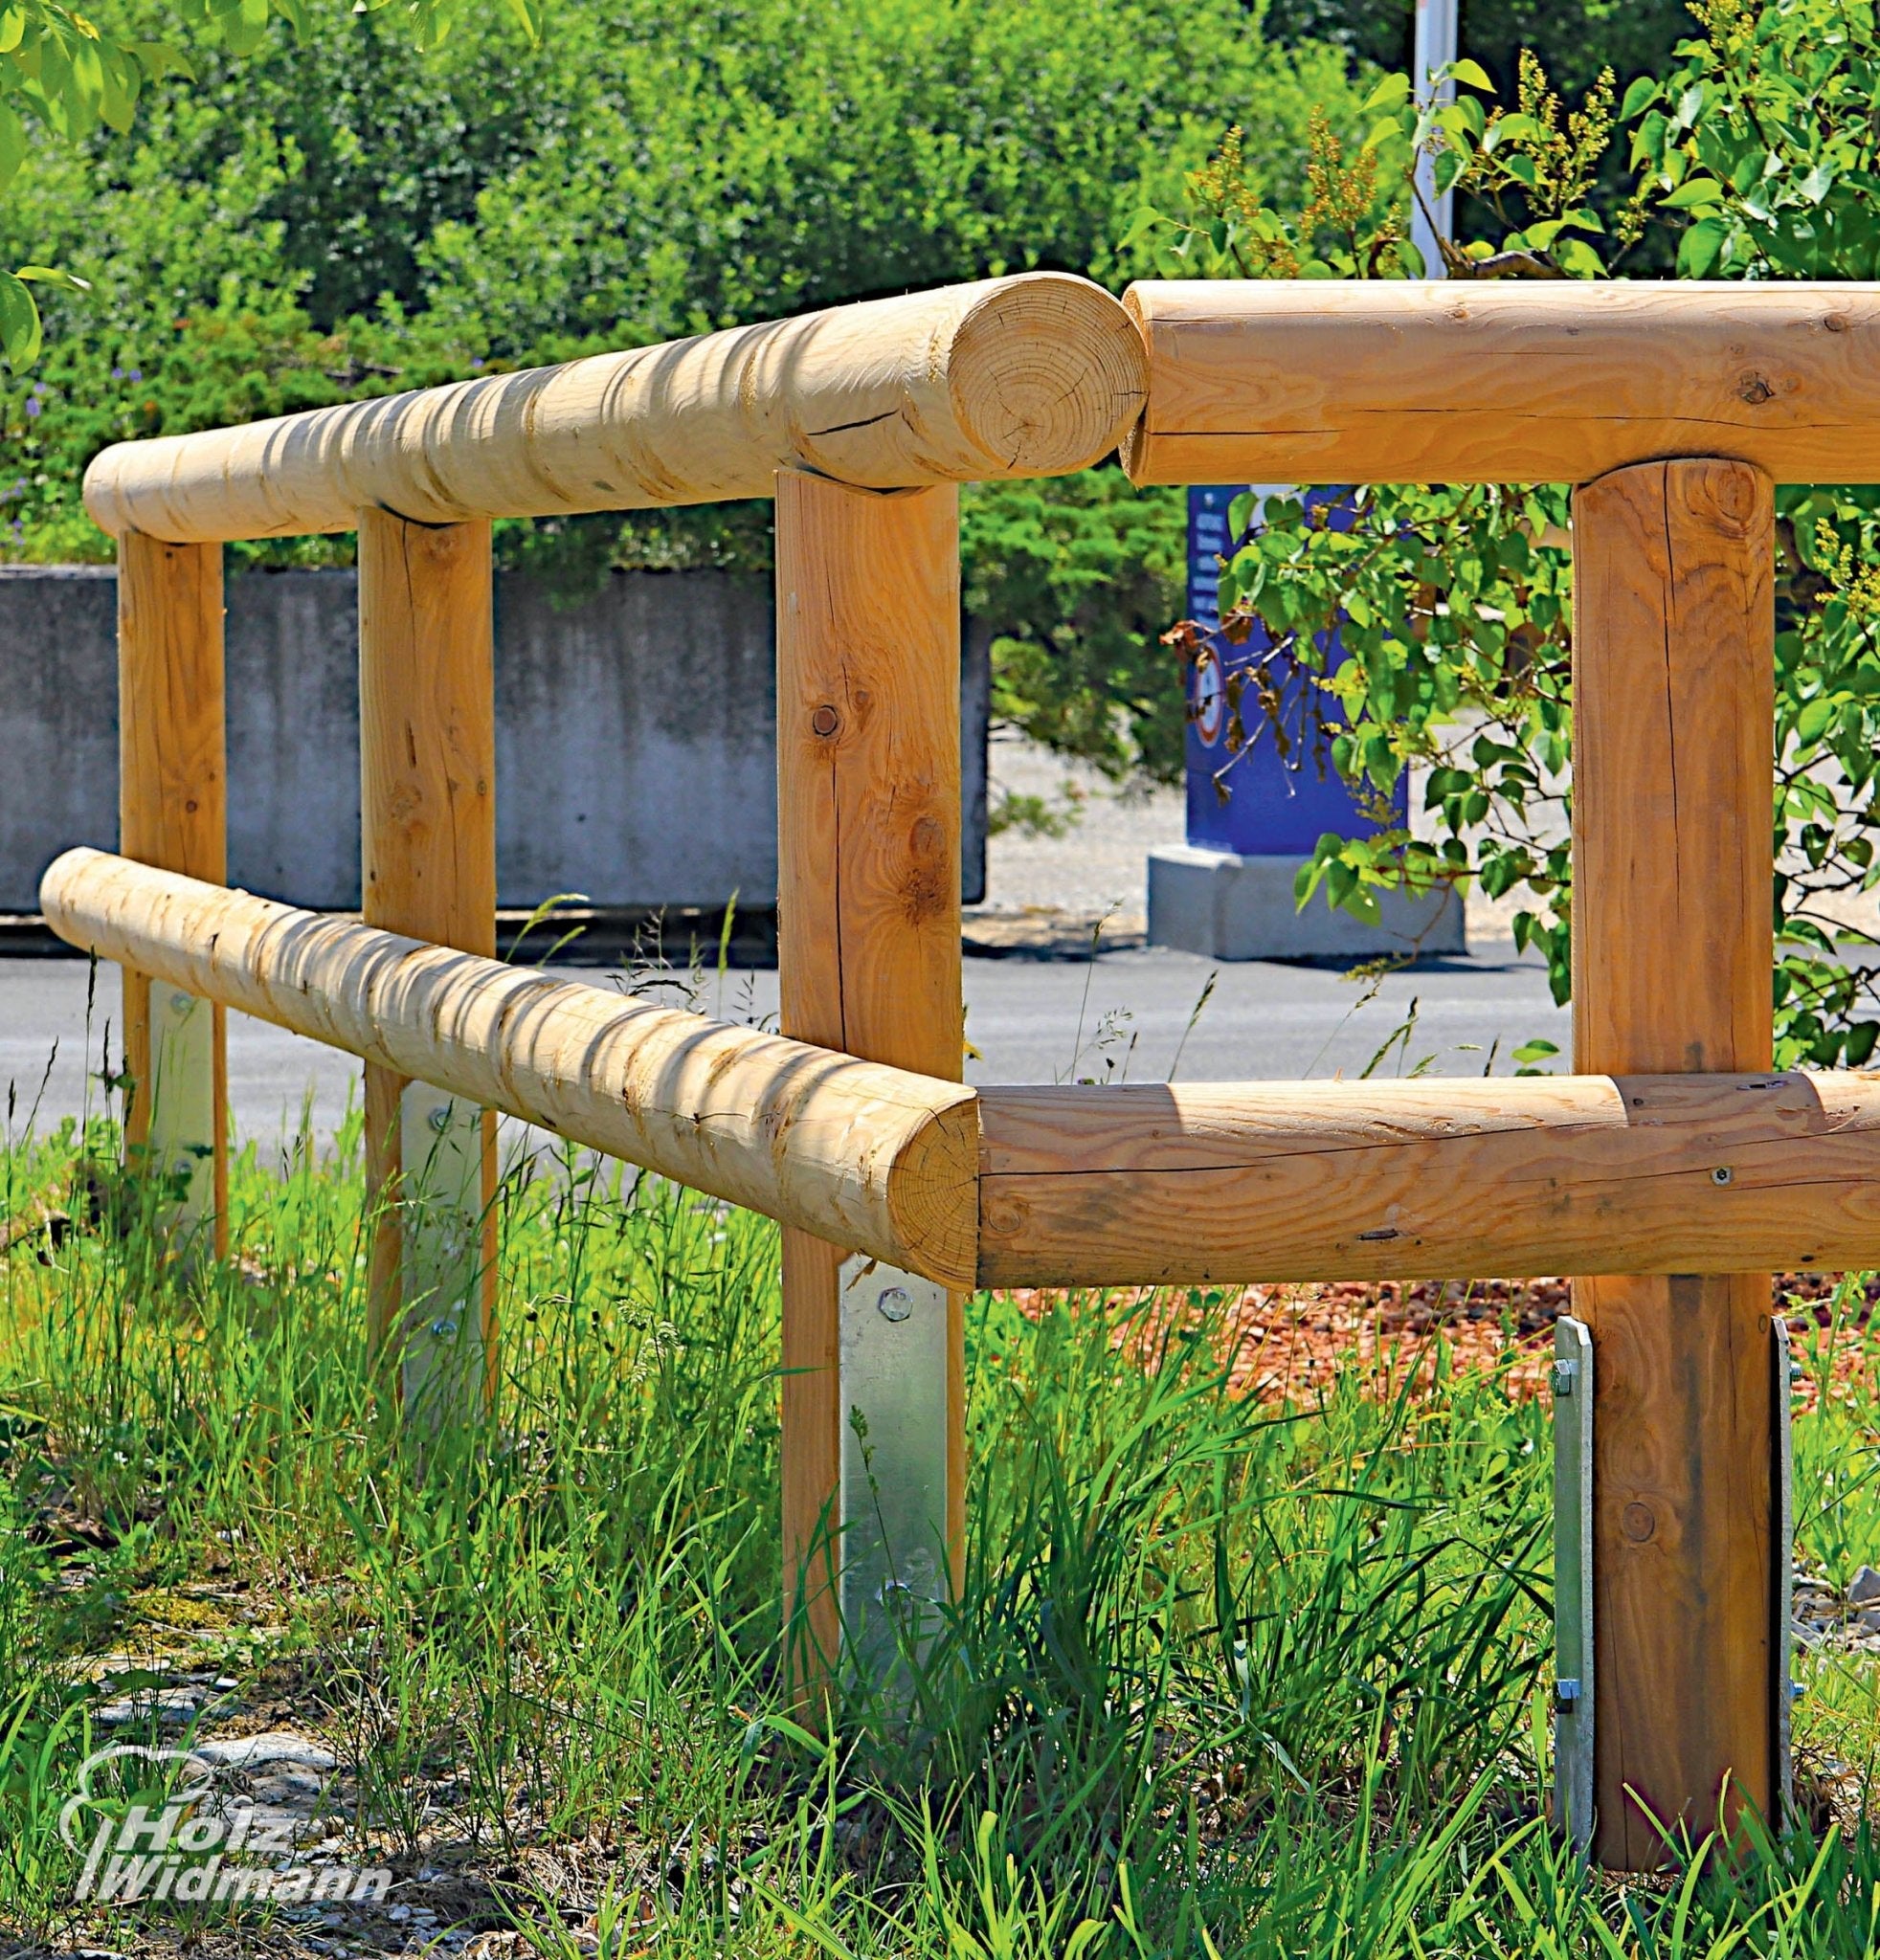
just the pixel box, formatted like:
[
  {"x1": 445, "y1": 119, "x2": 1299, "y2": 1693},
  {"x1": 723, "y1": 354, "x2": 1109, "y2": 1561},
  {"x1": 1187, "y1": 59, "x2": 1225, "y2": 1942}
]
[
  {"x1": 0, "y1": 0, "x2": 539, "y2": 368},
  {"x1": 1139, "y1": 9, "x2": 1880, "y2": 1069}
]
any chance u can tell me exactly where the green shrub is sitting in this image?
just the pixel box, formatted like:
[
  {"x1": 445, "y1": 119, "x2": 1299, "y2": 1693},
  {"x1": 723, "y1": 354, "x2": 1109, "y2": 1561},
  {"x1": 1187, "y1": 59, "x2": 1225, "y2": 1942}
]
[
  {"x1": 966, "y1": 473, "x2": 1187, "y2": 786},
  {"x1": 0, "y1": 0, "x2": 1352, "y2": 740}
]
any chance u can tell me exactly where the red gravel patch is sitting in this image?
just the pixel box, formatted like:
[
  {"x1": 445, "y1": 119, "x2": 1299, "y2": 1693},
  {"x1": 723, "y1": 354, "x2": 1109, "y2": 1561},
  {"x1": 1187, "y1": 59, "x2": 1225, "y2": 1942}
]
[{"x1": 1009, "y1": 1274, "x2": 1880, "y2": 1410}]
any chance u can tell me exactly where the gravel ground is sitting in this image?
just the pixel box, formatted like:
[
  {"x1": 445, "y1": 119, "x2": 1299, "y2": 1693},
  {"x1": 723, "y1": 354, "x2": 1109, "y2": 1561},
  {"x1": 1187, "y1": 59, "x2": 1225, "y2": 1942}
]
[
  {"x1": 974, "y1": 732, "x2": 1544, "y2": 941},
  {"x1": 976, "y1": 732, "x2": 1182, "y2": 925}
]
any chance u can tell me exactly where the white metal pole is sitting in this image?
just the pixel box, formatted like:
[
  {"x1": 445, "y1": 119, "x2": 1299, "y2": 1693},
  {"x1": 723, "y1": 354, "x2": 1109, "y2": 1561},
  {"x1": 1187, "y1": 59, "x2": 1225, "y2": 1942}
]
[{"x1": 1411, "y1": 0, "x2": 1459, "y2": 277}]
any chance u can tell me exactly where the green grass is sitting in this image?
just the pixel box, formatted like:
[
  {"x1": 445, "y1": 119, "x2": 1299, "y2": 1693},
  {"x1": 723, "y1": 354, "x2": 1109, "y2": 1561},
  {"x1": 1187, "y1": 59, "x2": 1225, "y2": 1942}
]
[{"x1": 1, "y1": 1088, "x2": 1879, "y2": 1955}]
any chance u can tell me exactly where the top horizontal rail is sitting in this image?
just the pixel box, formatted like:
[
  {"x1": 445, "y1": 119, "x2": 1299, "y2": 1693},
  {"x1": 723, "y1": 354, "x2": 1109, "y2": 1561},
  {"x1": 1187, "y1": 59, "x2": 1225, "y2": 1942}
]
[
  {"x1": 1122, "y1": 279, "x2": 1880, "y2": 487},
  {"x1": 85, "y1": 278, "x2": 1880, "y2": 540},
  {"x1": 83, "y1": 274, "x2": 1145, "y2": 543}
]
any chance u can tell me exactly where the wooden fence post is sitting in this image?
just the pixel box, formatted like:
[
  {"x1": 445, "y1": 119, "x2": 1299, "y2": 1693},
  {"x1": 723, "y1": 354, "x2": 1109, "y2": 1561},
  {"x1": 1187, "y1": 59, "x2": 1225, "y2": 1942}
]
[
  {"x1": 774, "y1": 472, "x2": 965, "y2": 1702},
  {"x1": 118, "y1": 531, "x2": 227, "y2": 1257},
  {"x1": 1572, "y1": 457, "x2": 1778, "y2": 1868},
  {"x1": 357, "y1": 508, "x2": 499, "y2": 1418}
]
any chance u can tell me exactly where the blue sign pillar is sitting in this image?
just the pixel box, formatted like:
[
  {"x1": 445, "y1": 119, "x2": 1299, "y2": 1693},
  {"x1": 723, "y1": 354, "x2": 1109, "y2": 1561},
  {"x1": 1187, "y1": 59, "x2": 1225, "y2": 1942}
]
[
  {"x1": 1145, "y1": 485, "x2": 1465, "y2": 961},
  {"x1": 1181, "y1": 485, "x2": 1406, "y2": 857}
]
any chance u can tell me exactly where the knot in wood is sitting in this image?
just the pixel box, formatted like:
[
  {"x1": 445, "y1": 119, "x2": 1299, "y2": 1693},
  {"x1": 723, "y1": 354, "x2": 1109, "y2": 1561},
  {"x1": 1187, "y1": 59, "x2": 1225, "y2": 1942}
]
[
  {"x1": 1622, "y1": 1502, "x2": 1656, "y2": 1544},
  {"x1": 1736, "y1": 372, "x2": 1777, "y2": 407},
  {"x1": 810, "y1": 703, "x2": 841, "y2": 739}
]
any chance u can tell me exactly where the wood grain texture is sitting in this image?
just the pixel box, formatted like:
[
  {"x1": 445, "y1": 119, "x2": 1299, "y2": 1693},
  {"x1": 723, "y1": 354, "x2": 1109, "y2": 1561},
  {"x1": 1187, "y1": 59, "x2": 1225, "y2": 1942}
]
[
  {"x1": 1122, "y1": 280, "x2": 1880, "y2": 486},
  {"x1": 117, "y1": 531, "x2": 227, "y2": 1255},
  {"x1": 977, "y1": 1071, "x2": 1880, "y2": 1286},
  {"x1": 1572, "y1": 458, "x2": 1776, "y2": 1869},
  {"x1": 84, "y1": 276, "x2": 1144, "y2": 543},
  {"x1": 357, "y1": 510, "x2": 498, "y2": 1380},
  {"x1": 40, "y1": 849, "x2": 979, "y2": 1283},
  {"x1": 774, "y1": 471, "x2": 966, "y2": 1699}
]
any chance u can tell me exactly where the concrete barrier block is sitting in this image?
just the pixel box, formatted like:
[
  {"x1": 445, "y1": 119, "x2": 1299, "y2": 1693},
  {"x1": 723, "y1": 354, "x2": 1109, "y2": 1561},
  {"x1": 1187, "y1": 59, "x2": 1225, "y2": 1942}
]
[{"x1": 1147, "y1": 844, "x2": 1465, "y2": 961}]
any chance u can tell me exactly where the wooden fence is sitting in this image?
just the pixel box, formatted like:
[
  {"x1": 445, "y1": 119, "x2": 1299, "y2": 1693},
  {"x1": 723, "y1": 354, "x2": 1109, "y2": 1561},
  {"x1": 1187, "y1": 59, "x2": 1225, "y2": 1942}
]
[{"x1": 43, "y1": 271, "x2": 1880, "y2": 1871}]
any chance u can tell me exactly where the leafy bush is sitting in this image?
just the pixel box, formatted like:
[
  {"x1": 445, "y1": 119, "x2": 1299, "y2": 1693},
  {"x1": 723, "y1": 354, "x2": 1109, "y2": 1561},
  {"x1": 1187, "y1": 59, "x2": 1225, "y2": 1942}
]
[
  {"x1": 1, "y1": 0, "x2": 524, "y2": 367},
  {"x1": 0, "y1": 0, "x2": 1357, "y2": 512},
  {"x1": 0, "y1": 0, "x2": 1347, "y2": 750},
  {"x1": 965, "y1": 473, "x2": 1187, "y2": 785}
]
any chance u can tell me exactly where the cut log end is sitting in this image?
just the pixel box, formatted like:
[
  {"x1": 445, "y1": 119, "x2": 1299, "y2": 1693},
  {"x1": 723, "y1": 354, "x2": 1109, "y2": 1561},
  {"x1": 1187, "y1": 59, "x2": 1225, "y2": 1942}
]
[
  {"x1": 884, "y1": 1093, "x2": 980, "y2": 1292},
  {"x1": 950, "y1": 274, "x2": 1147, "y2": 479}
]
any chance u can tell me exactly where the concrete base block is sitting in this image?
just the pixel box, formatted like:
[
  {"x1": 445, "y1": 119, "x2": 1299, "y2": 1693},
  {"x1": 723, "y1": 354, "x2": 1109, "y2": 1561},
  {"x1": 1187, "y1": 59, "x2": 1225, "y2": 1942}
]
[{"x1": 1148, "y1": 845, "x2": 1465, "y2": 961}]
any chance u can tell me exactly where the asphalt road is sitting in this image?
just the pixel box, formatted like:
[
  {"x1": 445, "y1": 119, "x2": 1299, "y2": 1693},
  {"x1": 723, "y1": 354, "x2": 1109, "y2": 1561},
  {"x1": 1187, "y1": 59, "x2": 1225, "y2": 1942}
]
[{"x1": 0, "y1": 941, "x2": 1569, "y2": 1154}]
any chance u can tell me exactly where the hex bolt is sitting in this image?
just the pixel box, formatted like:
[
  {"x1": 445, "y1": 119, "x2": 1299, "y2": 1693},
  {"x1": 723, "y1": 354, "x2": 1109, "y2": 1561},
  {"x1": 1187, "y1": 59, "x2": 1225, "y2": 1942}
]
[
  {"x1": 428, "y1": 1103, "x2": 452, "y2": 1133},
  {"x1": 1552, "y1": 1358, "x2": 1578, "y2": 1397},
  {"x1": 169, "y1": 991, "x2": 193, "y2": 1015},
  {"x1": 429, "y1": 1318, "x2": 459, "y2": 1340},
  {"x1": 1712, "y1": 1165, "x2": 1734, "y2": 1186},
  {"x1": 1555, "y1": 1678, "x2": 1580, "y2": 1708},
  {"x1": 875, "y1": 1285, "x2": 913, "y2": 1323}
]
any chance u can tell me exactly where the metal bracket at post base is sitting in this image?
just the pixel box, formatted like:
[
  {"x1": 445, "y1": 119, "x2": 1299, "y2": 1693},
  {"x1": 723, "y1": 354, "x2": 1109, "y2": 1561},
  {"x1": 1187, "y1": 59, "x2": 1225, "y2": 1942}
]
[
  {"x1": 1553, "y1": 1315, "x2": 1595, "y2": 1857},
  {"x1": 138, "y1": 985, "x2": 215, "y2": 1239},
  {"x1": 397, "y1": 1082, "x2": 487, "y2": 1423},
  {"x1": 838, "y1": 1253, "x2": 951, "y2": 1698},
  {"x1": 1774, "y1": 1315, "x2": 1799, "y2": 1829},
  {"x1": 1553, "y1": 1313, "x2": 1801, "y2": 1859}
]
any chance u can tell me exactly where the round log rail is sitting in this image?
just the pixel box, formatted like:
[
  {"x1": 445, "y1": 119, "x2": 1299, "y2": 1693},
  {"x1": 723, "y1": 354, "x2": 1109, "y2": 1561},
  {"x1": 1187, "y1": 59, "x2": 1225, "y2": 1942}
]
[
  {"x1": 976, "y1": 1074, "x2": 1880, "y2": 1287},
  {"x1": 49, "y1": 858, "x2": 1880, "y2": 1295},
  {"x1": 1121, "y1": 280, "x2": 1880, "y2": 487},
  {"x1": 41, "y1": 849, "x2": 978, "y2": 1289},
  {"x1": 82, "y1": 274, "x2": 1146, "y2": 544}
]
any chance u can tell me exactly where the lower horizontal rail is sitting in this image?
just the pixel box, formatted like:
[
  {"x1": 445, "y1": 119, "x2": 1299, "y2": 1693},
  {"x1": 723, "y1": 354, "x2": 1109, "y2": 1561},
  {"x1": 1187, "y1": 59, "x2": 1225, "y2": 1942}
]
[
  {"x1": 42, "y1": 850, "x2": 977, "y2": 1287},
  {"x1": 976, "y1": 1075, "x2": 1880, "y2": 1286},
  {"x1": 42, "y1": 850, "x2": 1880, "y2": 1292}
]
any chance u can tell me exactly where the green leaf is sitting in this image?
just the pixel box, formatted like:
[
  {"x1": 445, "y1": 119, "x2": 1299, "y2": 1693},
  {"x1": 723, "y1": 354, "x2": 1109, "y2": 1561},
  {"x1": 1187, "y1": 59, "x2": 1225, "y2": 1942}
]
[
  {"x1": 1796, "y1": 696, "x2": 1835, "y2": 746},
  {"x1": 1661, "y1": 176, "x2": 1725, "y2": 209},
  {"x1": 0, "y1": 269, "x2": 41, "y2": 369},
  {"x1": 15, "y1": 264, "x2": 90, "y2": 291},
  {"x1": 1448, "y1": 57, "x2": 1493, "y2": 92},
  {"x1": 1676, "y1": 216, "x2": 1728, "y2": 278},
  {"x1": 1511, "y1": 1037, "x2": 1559, "y2": 1065},
  {"x1": 1489, "y1": 111, "x2": 1542, "y2": 146},
  {"x1": 129, "y1": 39, "x2": 196, "y2": 81},
  {"x1": 0, "y1": 99, "x2": 22, "y2": 197},
  {"x1": 1117, "y1": 207, "x2": 1165, "y2": 248},
  {"x1": 1554, "y1": 238, "x2": 1605, "y2": 278},
  {"x1": 1620, "y1": 76, "x2": 1662, "y2": 120},
  {"x1": 1362, "y1": 71, "x2": 1411, "y2": 114}
]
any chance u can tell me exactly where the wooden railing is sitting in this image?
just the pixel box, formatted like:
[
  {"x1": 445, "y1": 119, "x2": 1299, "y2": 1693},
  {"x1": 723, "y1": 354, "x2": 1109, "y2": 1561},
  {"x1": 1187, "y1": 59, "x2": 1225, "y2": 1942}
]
[{"x1": 47, "y1": 270, "x2": 1880, "y2": 1870}]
